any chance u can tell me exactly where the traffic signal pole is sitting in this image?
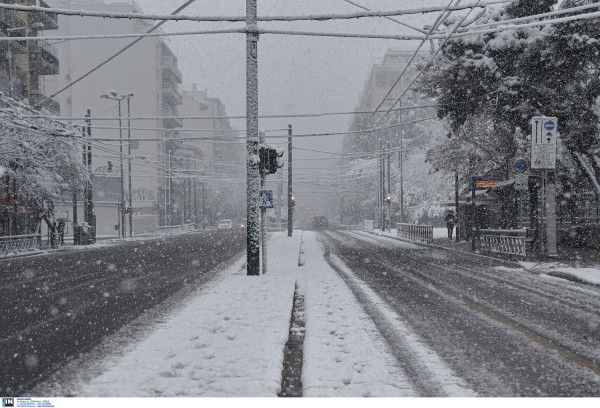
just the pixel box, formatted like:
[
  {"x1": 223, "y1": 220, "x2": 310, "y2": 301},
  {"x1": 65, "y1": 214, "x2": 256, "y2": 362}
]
[
  {"x1": 259, "y1": 131, "x2": 267, "y2": 274},
  {"x1": 246, "y1": 0, "x2": 260, "y2": 275}
]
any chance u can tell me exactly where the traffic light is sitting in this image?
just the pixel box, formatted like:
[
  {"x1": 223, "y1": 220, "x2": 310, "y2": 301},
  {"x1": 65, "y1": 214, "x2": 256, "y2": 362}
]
[
  {"x1": 385, "y1": 194, "x2": 391, "y2": 203},
  {"x1": 123, "y1": 206, "x2": 132, "y2": 214},
  {"x1": 291, "y1": 196, "x2": 296, "y2": 207},
  {"x1": 259, "y1": 146, "x2": 283, "y2": 175}
]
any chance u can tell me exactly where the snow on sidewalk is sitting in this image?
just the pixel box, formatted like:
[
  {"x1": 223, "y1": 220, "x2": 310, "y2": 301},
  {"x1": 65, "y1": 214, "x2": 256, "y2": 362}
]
[
  {"x1": 76, "y1": 233, "x2": 301, "y2": 397},
  {"x1": 61, "y1": 231, "x2": 419, "y2": 397}
]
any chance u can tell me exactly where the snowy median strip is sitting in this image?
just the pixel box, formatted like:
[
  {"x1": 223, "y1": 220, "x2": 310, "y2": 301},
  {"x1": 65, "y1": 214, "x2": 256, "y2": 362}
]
[{"x1": 76, "y1": 233, "x2": 301, "y2": 397}]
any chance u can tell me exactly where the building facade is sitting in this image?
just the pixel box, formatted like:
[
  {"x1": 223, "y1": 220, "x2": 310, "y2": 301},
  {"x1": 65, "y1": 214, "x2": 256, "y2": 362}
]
[
  {"x1": 344, "y1": 48, "x2": 430, "y2": 154},
  {"x1": 43, "y1": 0, "x2": 183, "y2": 237},
  {"x1": 0, "y1": 0, "x2": 60, "y2": 112},
  {"x1": 180, "y1": 85, "x2": 245, "y2": 225}
]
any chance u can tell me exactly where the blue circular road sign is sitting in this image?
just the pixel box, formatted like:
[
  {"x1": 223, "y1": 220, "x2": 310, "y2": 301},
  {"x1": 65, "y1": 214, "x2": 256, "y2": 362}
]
[
  {"x1": 514, "y1": 158, "x2": 529, "y2": 173},
  {"x1": 544, "y1": 120, "x2": 555, "y2": 131}
]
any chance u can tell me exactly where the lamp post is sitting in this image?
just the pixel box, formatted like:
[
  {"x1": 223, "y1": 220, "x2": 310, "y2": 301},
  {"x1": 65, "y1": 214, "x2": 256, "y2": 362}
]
[
  {"x1": 5, "y1": 23, "x2": 44, "y2": 98},
  {"x1": 125, "y1": 93, "x2": 134, "y2": 237},
  {"x1": 101, "y1": 90, "x2": 133, "y2": 239},
  {"x1": 168, "y1": 149, "x2": 173, "y2": 226}
]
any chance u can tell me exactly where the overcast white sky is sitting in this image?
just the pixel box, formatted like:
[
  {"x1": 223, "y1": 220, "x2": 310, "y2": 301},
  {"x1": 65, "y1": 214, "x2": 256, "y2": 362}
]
[{"x1": 133, "y1": 0, "x2": 448, "y2": 214}]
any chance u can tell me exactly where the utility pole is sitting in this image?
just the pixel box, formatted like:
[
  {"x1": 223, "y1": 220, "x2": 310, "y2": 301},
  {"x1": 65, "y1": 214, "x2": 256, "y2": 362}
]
[
  {"x1": 84, "y1": 109, "x2": 94, "y2": 243},
  {"x1": 387, "y1": 141, "x2": 391, "y2": 232},
  {"x1": 202, "y1": 182, "x2": 206, "y2": 230},
  {"x1": 127, "y1": 95, "x2": 133, "y2": 238},
  {"x1": 246, "y1": 0, "x2": 260, "y2": 275},
  {"x1": 100, "y1": 93, "x2": 125, "y2": 238},
  {"x1": 72, "y1": 191, "x2": 78, "y2": 243},
  {"x1": 260, "y1": 131, "x2": 267, "y2": 274},
  {"x1": 168, "y1": 150, "x2": 172, "y2": 226},
  {"x1": 399, "y1": 103, "x2": 404, "y2": 224},
  {"x1": 287, "y1": 124, "x2": 293, "y2": 237},
  {"x1": 193, "y1": 163, "x2": 198, "y2": 229},
  {"x1": 118, "y1": 100, "x2": 124, "y2": 238},
  {"x1": 380, "y1": 143, "x2": 385, "y2": 231},
  {"x1": 455, "y1": 170, "x2": 459, "y2": 242},
  {"x1": 277, "y1": 157, "x2": 283, "y2": 230}
]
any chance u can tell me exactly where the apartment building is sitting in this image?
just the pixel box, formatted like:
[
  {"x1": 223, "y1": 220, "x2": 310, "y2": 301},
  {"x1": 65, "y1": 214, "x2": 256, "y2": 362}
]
[
  {"x1": 43, "y1": 0, "x2": 184, "y2": 236},
  {"x1": 180, "y1": 85, "x2": 245, "y2": 224},
  {"x1": 344, "y1": 48, "x2": 430, "y2": 154},
  {"x1": 0, "y1": 0, "x2": 60, "y2": 113}
]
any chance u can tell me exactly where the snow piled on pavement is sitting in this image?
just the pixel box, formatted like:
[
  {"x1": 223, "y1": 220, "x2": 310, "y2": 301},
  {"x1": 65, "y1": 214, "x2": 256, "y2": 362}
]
[
  {"x1": 64, "y1": 230, "x2": 433, "y2": 397},
  {"x1": 77, "y1": 238, "x2": 298, "y2": 397},
  {"x1": 520, "y1": 262, "x2": 600, "y2": 286},
  {"x1": 300, "y1": 232, "x2": 414, "y2": 397}
]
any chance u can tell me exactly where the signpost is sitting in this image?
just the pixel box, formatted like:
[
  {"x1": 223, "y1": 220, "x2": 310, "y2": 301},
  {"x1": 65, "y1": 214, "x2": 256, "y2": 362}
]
[
  {"x1": 471, "y1": 177, "x2": 502, "y2": 251},
  {"x1": 514, "y1": 158, "x2": 529, "y2": 191},
  {"x1": 514, "y1": 158, "x2": 529, "y2": 174},
  {"x1": 531, "y1": 117, "x2": 557, "y2": 169},
  {"x1": 259, "y1": 190, "x2": 274, "y2": 209},
  {"x1": 531, "y1": 116, "x2": 558, "y2": 258}
]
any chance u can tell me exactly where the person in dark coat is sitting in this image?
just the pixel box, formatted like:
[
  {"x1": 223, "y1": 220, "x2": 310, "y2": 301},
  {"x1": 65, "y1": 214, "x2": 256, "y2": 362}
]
[
  {"x1": 57, "y1": 221, "x2": 65, "y2": 246},
  {"x1": 444, "y1": 210, "x2": 456, "y2": 239}
]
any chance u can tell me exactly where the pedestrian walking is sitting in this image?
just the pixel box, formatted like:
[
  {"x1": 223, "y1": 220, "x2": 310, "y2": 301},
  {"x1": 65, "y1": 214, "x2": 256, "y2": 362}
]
[
  {"x1": 57, "y1": 221, "x2": 65, "y2": 246},
  {"x1": 444, "y1": 210, "x2": 456, "y2": 239}
]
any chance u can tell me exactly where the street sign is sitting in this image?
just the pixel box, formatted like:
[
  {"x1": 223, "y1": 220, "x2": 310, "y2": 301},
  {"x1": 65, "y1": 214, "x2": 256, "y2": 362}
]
[
  {"x1": 259, "y1": 189, "x2": 274, "y2": 209},
  {"x1": 531, "y1": 116, "x2": 557, "y2": 169},
  {"x1": 514, "y1": 158, "x2": 529, "y2": 173},
  {"x1": 475, "y1": 180, "x2": 502, "y2": 189},
  {"x1": 514, "y1": 173, "x2": 528, "y2": 191}
]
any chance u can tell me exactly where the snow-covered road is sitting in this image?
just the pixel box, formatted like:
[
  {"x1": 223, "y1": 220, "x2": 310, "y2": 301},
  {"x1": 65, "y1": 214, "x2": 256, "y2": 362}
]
[{"x1": 27, "y1": 229, "x2": 600, "y2": 398}]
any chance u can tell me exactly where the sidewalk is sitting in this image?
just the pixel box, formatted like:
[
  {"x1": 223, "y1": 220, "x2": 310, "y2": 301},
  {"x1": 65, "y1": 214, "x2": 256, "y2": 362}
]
[{"x1": 368, "y1": 227, "x2": 600, "y2": 287}]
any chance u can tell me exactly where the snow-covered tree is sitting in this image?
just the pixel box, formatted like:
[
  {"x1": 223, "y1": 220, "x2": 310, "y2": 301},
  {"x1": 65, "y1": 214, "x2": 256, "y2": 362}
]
[
  {"x1": 420, "y1": 0, "x2": 600, "y2": 195},
  {"x1": 0, "y1": 95, "x2": 87, "y2": 242}
]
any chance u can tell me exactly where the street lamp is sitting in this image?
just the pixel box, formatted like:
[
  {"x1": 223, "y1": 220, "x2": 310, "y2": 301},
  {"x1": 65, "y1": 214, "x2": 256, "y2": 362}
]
[
  {"x1": 125, "y1": 93, "x2": 134, "y2": 238},
  {"x1": 100, "y1": 91, "x2": 133, "y2": 238},
  {"x1": 168, "y1": 149, "x2": 173, "y2": 226},
  {"x1": 5, "y1": 23, "x2": 44, "y2": 98}
]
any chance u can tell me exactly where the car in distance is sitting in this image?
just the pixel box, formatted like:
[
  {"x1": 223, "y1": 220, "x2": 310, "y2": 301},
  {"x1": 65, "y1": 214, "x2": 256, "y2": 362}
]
[
  {"x1": 239, "y1": 218, "x2": 247, "y2": 230},
  {"x1": 306, "y1": 217, "x2": 316, "y2": 230},
  {"x1": 217, "y1": 219, "x2": 234, "y2": 231},
  {"x1": 316, "y1": 216, "x2": 329, "y2": 230}
]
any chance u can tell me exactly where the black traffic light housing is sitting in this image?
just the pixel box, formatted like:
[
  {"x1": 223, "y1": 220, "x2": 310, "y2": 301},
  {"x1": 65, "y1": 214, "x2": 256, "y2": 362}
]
[{"x1": 259, "y1": 146, "x2": 284, "y2": 175}]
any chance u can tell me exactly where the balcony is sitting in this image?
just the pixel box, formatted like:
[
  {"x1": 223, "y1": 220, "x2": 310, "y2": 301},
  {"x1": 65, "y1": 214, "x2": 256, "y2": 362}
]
[
  {"x1": 162, "y1": 105, "x2": 182, "y2": 129},
  {"x1": 30, "y1": 39, "x2": 59, "y2": 75},
  {"x1": 39, "y1": 97, "x2": 60, "y2": 115},
  {"x1": 162, "y1": 82, "x2": 183, "y2": 105},
  {"x1": 0, "y1": 70, "x2": 27, "y2": 99},
  {"x1": 161, "y1": 56, "x2": 182, "y2": 83},
  {"x1": 29, "y1": 0, "x2": 59, "y2": 31}
]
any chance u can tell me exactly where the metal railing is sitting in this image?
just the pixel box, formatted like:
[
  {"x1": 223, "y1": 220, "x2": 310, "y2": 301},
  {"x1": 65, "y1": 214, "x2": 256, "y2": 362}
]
[
  {"x1": 479, "y1": 228, "x2": 527, "y2": 257},
  {"x1": 0, "y1": 234, "x2": 41, "y2": 255},
  {"x1": 397, "y1": 223, "x2": 433, "y2": 243}
]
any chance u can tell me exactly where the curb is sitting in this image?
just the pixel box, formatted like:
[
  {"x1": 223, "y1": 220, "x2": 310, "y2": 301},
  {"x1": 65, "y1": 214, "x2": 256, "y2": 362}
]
[
  {"x1": 362, "y1": 229, "x2": 527, "y2": 269},
  {"x1": 362, "y1": 229, "x2": 600, "y2": 287}
]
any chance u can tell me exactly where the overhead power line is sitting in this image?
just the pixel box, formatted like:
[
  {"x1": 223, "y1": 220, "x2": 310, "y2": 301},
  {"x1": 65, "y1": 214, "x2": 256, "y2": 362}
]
[
  {"x1": 369, "y1": 0, "x2": 456, "y2": 121},
  {"x1": 371, "y1": 0, "x2": 484, "y2": 131},
  {"x1": 20, "y1": 102, "x2": 440, "y2": 122},
  {"x1": 34, "y1": 0, "x2": 197, "y2": 109},
  {"x1": 0, "y1": 1, "x2": 518, "y2": 24}
]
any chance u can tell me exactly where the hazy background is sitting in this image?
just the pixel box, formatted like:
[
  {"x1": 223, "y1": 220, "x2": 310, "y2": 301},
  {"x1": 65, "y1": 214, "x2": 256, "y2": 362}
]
[{"x1": 135, "y1": 0, "x2": 445, "y2": 216}]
